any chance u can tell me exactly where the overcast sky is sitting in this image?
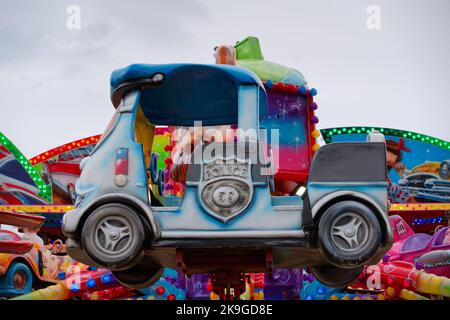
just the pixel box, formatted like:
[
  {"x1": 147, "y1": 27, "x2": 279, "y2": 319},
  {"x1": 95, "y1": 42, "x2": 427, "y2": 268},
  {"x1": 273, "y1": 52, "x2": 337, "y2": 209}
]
[{"x1": 0, "y1": 0, "x2": 448, "y2": 157}]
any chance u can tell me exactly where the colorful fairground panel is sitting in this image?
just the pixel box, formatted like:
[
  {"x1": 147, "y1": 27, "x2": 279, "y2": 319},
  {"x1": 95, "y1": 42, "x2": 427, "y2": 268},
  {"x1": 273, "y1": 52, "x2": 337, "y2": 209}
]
[
  {"x1": 0, "y1": 133, "x2": 100, "y2": 242},
  {"x1": 0, "y1": 36, "x2": 448, "y2": 303},
  {"x1": 29, "y1": 135, "x2": 100, "y2": 205},
  {"x1": 0, "y1": 132, "x2": 51, "y2": 205},
  {"x1": 321, "y1": 127, "x2": 450, "y2": 234}
]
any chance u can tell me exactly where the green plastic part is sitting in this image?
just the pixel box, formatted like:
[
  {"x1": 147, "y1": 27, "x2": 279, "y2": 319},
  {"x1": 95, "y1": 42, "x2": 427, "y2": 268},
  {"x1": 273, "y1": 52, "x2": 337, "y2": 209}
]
[
  {"x1": 320, "y1": 127, "x2": 450, "y2": 150},
  {"x1": 234, "y1": 36, "x2": 307, "y2": 87},
  {"x1": 0, "y1": 132, "x2": 52, "y2": 202}
]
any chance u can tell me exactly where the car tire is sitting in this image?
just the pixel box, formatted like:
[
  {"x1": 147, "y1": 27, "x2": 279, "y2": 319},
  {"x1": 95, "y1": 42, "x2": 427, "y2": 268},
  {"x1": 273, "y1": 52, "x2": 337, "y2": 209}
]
[
  {"x1": 311, "y1": 265, "x2": 362, "y2": 288},
  {"x1": 81, "y1": 203, "x2": 146, "y2": 271},
  {"x1": 0, "y1": 262, "x2": 33, "y2": 296},
  {"x1": 317, "y1": 200, "x2": 382, "y2": 268},
  {"x1": 113, "y1": 265, "x2": 164, "y2": 289}
]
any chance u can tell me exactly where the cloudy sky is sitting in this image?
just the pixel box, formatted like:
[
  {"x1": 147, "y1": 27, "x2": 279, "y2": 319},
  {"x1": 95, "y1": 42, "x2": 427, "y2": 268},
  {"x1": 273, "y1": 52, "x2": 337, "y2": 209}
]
[{"x1": 0, "y1": 0, "x2": 448, "y2": 157}]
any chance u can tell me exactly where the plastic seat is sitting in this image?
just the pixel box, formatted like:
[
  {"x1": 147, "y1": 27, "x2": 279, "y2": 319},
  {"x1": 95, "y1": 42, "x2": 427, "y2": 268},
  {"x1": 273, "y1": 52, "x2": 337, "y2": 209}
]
[{"x1": 401, "y1": 234, "x2": 432, "y2": 252}]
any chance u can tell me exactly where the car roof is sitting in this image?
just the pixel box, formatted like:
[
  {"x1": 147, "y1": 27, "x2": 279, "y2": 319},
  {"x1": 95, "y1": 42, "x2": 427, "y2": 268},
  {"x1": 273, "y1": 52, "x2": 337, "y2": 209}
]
[
  {"x1": 110, "y1": 63, "x2": 264, "y2": 92},
  {"x1": 110, "y1": 64, "x2": 267, "y2": 126}
]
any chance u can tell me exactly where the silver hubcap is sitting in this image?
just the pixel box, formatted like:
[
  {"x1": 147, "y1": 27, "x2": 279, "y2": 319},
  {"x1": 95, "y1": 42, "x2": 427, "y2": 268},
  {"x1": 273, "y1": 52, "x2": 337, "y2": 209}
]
[
  {"x1": 94, "y1": 216, "x2": 132, "y2": 254},
  {"x1": 331, "y1": 213, "x2": 369, "y2": 251}
]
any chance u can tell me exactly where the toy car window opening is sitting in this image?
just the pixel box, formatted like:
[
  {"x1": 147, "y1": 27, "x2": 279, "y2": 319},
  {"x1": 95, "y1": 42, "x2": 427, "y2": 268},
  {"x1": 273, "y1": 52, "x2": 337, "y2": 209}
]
[
  {"x1": 135, "y1": 101, "x2": 313, "y2": 202},
  {"x1": 147, "y1": 124, "x2": 246, "y2": 202}
]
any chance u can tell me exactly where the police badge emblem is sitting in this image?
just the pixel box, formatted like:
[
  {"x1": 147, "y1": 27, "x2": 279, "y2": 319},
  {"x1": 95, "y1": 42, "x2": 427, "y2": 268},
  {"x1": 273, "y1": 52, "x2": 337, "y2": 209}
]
[{"x1": 198, "y1": 158, "x2": 253, "y2": 223}]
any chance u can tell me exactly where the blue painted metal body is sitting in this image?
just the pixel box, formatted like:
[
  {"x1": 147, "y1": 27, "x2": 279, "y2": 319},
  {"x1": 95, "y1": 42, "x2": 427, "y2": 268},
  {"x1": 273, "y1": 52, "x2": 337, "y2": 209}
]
[
  {"x1": 308, "y1": 182, "x2": 389, "y2": 217},
  {"x1": 70, "y1": 64, "x2": 310, "y2": 239},
  {"x1": 74, "y1": 91, "x2": 149, "y2": 210},
  {"x1": 63, "y1": 63, "x2": 390, "y2": 272}
]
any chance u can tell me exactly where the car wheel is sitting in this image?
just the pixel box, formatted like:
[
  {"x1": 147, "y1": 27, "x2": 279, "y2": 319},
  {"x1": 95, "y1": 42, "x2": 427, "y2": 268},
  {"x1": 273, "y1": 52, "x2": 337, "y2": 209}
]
[
  {"x1": 317, "y1": 200, "x2": 381, "y2": 268},
  {"x1": 81, "y1": 203, "x2": 146, "y2": 271},
  {"x1": 311, "y1": 265, "x2": 362, "y2": 288},
  {"x1": 0, "y1": 262, "x2": 33, "y2": 296},
  {"x1": 113, "y1": 265, "x2": 164, "y2": 289}
]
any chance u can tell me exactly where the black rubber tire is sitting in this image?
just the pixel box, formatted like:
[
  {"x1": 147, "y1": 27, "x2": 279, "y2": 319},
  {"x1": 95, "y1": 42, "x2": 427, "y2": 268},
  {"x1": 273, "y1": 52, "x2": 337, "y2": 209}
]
[
  {"x1": 113, "y1": 266, "x2": 164, "y2": 289},
  {"x1": 317, "y1": 200, "x2": 382, "y2": 268},
  {"x1": 81, "y1": 203, "x2": 145, "y2": 271},
  {"x1": 311, "y1": 265, "x2": 363, "y2": 288}
]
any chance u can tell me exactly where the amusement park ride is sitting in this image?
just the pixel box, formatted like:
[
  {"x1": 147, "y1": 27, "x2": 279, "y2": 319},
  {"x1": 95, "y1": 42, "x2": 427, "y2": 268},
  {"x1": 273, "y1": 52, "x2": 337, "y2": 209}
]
[{"x1": 0, "y1": 37, "x2": 448, "y2": 300}]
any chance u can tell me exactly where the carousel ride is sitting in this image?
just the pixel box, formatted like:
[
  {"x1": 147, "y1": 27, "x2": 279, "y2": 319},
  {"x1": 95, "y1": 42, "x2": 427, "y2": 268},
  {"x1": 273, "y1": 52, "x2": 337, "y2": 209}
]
[{"x1": 0, "y1": 36, "x2": 448, "y2": 300}]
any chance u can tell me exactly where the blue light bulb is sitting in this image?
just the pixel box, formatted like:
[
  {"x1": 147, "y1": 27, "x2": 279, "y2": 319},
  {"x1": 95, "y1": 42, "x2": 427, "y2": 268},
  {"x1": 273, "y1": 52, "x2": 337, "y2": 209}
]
[
  {"x1": 317, "y1": 286, "x2": 326, "y2": 295},
  {"x1": 86, "y1": 279, "x2": 96, "y2": 288},
  {"x1": 299, "y1": 86, "x2": 307, "y2": 94},
  {"x1": 101, "y1": 273, "x2": 113, "y2": 284}
]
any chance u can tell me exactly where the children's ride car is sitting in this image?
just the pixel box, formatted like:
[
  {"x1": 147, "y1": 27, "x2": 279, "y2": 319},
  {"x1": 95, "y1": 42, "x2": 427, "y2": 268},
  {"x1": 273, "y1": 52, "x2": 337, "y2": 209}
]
[{"x1": 62, "y1": 64, "x2": 392, "y2": 289}]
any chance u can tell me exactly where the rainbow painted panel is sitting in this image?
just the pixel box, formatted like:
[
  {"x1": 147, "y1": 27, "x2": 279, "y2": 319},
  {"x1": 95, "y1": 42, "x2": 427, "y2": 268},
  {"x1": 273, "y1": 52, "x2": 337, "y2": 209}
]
[{"x1": 262, "y1": 91, "x2": 310, "y2": 174}]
